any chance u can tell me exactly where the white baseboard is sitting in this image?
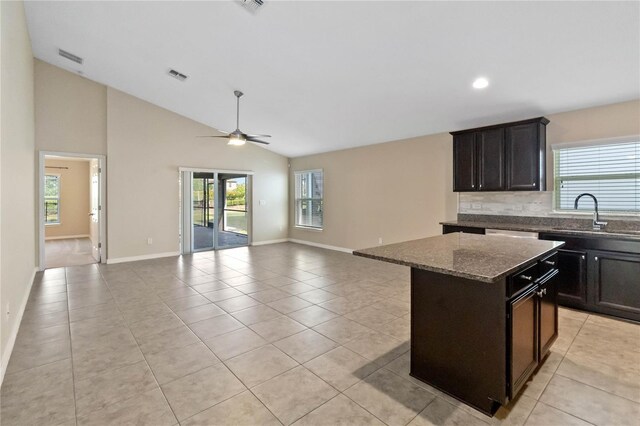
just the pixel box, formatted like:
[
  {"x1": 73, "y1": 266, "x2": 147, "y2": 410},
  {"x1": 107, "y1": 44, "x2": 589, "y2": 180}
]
[
  {"x1": 45, "y1": 234, "x2": 90, "y2": 241},
  {"x1": 251, "y1": 239, "x2": 289, "y2": 246},
  {"x1": 287, "y1": 238, "x2": 353, "y2": 254},
  {"x1": 106, "y1": 251, "x2": 180, "y2": 264},
  {"x1": 1, "y1": 267, "x2": 38, "y2": 387}
]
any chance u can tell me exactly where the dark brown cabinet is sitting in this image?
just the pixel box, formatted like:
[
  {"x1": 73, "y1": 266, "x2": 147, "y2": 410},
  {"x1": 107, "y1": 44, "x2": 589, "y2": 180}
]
[
  {"x1": 507, "y1": 259, "x2": 558, "y2": 399},
  {"x1": 509, "y1": 285, "x2": 538, "y2": 399},
  {"x1": 539, "y1": 233, "x2": 640, "y2": 322},
  {"x1": 556, "y1": 249, "x2": 588, "y2": 306},
  {"x1": 452, "y1": 117, "x2": 548, "y2": 192},
  {"x1": 478, "y1": 128, "x2": 505, "y2": 191},
  {"x1": 505, "y1": 122, "x2": 547, "y2": 190},
  {"x1": 538, "y1": 270, "x2": 559, "y2": 359},
  {"x1": 590, "y1": 251, "x2": 640, "y2": 318},
  {"x1": 453, "y1": 132, "x2": 477, "y2": 191}
]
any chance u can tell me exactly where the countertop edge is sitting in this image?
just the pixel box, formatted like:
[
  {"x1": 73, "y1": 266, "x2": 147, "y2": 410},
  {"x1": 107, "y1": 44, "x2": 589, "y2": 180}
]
[{"x1": 353, "y1": 243, "x2": 563, "y2": 284}]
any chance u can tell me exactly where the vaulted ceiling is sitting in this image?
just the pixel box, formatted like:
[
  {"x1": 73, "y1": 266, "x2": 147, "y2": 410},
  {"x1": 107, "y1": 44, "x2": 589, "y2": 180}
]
[{"x1": 25, "y1": 1, "x2": 640, "y2": 157}]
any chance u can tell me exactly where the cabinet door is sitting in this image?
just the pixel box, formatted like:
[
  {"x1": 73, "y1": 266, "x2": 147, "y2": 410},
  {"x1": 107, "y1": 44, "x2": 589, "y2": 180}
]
[
  {"x1": 505, "y1": 123, "x2": 540, "y2": 191},
  {"x1": 590, "y1": 251, "x2": 640, "y2": 320},
  {"x1": 453, "y1": 133, "x2": 477, "y2": 192},
  {"x1": 556, "y1": 249, "x2": 588, "y2": 307},
  {"x1": 538, "y1": 270, "x2": 559, "y2": 359},
  {"x1": 478, "y1": 128, "x2": 505, "y2": 191},
  {"x1": 509, "y1": 286, "x2": 538, "y2": 399}
]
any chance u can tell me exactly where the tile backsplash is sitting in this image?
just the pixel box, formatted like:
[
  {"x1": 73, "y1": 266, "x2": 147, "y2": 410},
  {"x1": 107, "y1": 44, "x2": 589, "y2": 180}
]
[{"x1": 459, "y1": 191, "x2": 555, "y2": 217}]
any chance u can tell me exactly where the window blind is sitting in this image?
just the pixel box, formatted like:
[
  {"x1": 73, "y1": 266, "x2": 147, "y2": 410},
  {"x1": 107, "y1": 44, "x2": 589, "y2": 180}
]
[
  {"x1": 554, "y1": 141, "x2": 639, "y2": 212},
  {"x1": 295, "y1": 170, "x2": 323, "y2": 228}
]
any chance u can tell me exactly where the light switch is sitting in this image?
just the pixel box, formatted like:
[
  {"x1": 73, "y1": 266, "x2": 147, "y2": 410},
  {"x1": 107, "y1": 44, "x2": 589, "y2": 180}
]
[{"x1": 259, "y1": 200, "x2": 267, "y2": 206}]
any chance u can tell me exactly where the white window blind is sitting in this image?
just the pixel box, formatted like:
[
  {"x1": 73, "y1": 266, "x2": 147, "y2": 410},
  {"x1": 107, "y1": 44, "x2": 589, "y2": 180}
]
[
  {"x1": 295, "y1": 170, "x2": 323, "y2": 229},
  {"x1": 554, "y1": 141, "x2": 640, "y2": 212}
]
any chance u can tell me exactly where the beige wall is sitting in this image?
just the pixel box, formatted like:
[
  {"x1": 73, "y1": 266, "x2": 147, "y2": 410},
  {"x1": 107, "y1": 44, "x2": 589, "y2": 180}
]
[
  {"x1": 289, "y1": 133, "x2": 457, "y2": 250},
  {"x1": 35, "y1": 60, "x2": 107, "y2": 155},
  {"x1": 545, "y1": 100, "x2": 640, "y2": 188},
  {"x1": 106, "y1": 88, "x2": 289, "y2": 259},
  {"x1": 1, "y1": 0, "x2": 36, "y2": 379},
  {"x1": 34, "y1": 62, "x2": 289, "y2": 261},
  {"x1": 44, "y1": 159, "x2": 90, "y2": 238}
]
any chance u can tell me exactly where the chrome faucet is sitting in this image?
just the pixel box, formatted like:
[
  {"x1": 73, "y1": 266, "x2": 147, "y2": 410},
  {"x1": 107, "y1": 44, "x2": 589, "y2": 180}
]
[{"x1": 574, "y1": 193, "x2": 608, "y2": 230}]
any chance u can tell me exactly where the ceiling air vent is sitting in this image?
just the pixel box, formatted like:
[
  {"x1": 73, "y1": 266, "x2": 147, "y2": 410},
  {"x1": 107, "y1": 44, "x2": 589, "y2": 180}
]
[
  {"x1": 239, "y1": 0, "x2": 264, "y2": 13},
  {"x1": 58, "y1": 49, "x2": 83, "y2": 65},
  {"x1": 168, "y1": 69, "x2": 188, "y2": 81}
]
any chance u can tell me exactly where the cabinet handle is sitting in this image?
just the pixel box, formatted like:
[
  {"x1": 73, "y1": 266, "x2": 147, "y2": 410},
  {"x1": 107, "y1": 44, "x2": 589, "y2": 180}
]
[
  {"x1": 519, "y1": 274, "x2": 533, "y2": 281},
  {"x1": 595, "y1": 256, "x2": 598, "y2": 261},
  {"x1": 544, "y1": 260, "x2": 556, "y2": 266},
  {"x1": 532, "y1": 183, "x2": 536, "y2": 187},
  {"x1": 536, "y1": 288, "x2": 547, "y2": 297},
  {"x1": 472, "y1": 184, "x2": 475, "y2": 188},
  {"x1": 581, "y1": 256, "x2": 585, "y2": 260},
  {"x1": 479, "y1": 184, "x2": 483, "y2": 189}
]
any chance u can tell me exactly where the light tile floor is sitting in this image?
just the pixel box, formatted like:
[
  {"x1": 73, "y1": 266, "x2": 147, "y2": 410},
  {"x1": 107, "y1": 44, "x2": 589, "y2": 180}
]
[
  {"x1": 1, "y1": 242, "x2": 639, "y2": 425},
  {"x1": 45, "y1": 237, "x2": 96, "y2": 269}
]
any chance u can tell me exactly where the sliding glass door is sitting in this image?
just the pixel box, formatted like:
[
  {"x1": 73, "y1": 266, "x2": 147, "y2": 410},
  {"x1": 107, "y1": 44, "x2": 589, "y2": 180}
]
[
  {"x1": 192, "y1": 173, "x2": 215, "y2": 251},
  {"x1": 218, "y1": 174, "x2": 248, "y2": 249},
  {"x1": 181, "y1": 170, "x2": 250, "y2": 253}
]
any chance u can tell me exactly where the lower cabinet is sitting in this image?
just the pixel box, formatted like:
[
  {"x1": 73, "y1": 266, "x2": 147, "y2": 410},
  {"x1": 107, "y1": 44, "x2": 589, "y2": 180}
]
[
  {"x1": 508, "y1": 266, "x2": 558, "y2": 399},
  {"x1": 556, "y1": 249, "x2": 588, "y2": 307},
  {"x1": 590, "y1": 251, "x2": 640, "y2": 319},
  {"x1": 509, "y1": 286, "x2": 538, "y2": 399},
  {"x1": 539, "y1": 233, "x2": 640, "y2": 322}
]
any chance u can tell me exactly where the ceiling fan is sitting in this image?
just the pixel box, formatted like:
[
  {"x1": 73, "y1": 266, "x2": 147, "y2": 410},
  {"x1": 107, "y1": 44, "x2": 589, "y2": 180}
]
[{"x1": 198, "y1": 90, "x2": 270, "y2": 145}]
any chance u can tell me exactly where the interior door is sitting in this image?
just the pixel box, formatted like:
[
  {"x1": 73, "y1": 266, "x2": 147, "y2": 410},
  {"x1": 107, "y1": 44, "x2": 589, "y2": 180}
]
[{"x1": 89, "y1": 159, "x2": 101, "y2": 262}]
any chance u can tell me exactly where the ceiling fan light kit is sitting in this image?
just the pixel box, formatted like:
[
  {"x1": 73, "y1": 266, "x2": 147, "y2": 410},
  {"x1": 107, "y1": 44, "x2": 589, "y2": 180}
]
[{"x1": 198, "y1": 90, "x2": 271, "y2": 146}]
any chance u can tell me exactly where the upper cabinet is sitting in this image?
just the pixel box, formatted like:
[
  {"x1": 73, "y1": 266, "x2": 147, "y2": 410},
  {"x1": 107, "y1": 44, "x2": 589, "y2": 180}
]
[{"x1": 451, "y1": 117, "x2": 549, "y2": 192}]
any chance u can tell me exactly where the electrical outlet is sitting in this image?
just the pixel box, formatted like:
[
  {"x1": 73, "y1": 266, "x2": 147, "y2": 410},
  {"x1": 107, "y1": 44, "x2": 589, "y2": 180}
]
[
  {"x1": 378, "y1": 237, "x2": 383, "y2": 245},
  {"x1": 147, "y1": 238, "x2": 153, "y2": 245},
  {"x1": 259, "y1": 200, "x2": 267, "y2": 206}
]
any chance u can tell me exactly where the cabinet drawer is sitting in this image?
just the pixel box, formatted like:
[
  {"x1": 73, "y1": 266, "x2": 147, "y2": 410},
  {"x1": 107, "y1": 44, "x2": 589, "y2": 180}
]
[
  {"x1": 540, "y1": 253, "x2": 558, "y2": 277},
  {"x1": 509, "y1": 263, "x2": 539, "y2": 298}
]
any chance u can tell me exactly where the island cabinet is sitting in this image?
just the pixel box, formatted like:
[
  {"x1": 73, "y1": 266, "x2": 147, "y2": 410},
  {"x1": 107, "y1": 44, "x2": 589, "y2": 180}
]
[
  {"x1": 354, "y1": 233, "x2": 564, "y2": 416},
  {"x1": 451, "y1": 117, "x2": 549, "y2": 192},
  {"x1": 539, "y1": 233, "x2": 640, "y2": 321}
]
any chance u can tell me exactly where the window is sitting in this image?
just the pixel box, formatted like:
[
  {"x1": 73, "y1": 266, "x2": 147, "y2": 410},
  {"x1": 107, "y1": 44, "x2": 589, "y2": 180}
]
[
  {"x1": 295, "y1": 169, "x2": 323, "y2": 229},
  {"x1": 554, "y1": 141, "x2": 639, "y2": 213},
  {"x1": 45, "y1": 174, "x2": 61, "y2": 224}
]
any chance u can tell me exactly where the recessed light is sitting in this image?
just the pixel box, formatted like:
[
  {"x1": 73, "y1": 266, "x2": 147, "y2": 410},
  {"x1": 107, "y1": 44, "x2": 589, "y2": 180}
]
[{"x1": 472, "y1": 77, "x2": 489, "y2": 89}]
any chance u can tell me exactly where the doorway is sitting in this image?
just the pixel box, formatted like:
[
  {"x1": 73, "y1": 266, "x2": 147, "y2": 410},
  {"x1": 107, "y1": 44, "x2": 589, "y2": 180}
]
[
  {"x1": 39, "y1": 152, "x2": 106, "y2": 270},
  {"x1": 181, "y1": 169, "x2": 251, "y2": 254}
]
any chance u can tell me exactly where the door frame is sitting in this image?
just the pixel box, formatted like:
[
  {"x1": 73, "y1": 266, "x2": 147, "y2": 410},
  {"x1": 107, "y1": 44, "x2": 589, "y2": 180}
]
[
  {"x1": 38, "y1": 151, "x2": 107, "y2": 270},
  {"x1": 178, "y1": 167, "x2": 254, "y2": 254}
]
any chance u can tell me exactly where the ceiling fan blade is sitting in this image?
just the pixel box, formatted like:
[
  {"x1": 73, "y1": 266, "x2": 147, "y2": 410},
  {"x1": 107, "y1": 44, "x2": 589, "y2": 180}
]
[
  {"x1": 196, "y1": 135, "x2": 229, "y2": 138},
  {"x1": 246, "y1": 137, "x2": 270, "y2": 145},
  {"x1": 244, "y1": 134, "x2": 271, "y2": 138}
]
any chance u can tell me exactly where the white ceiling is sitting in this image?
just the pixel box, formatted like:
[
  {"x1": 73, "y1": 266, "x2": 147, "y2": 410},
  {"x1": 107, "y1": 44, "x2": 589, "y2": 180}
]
[{"x1": 25, "y1": 1, "x2": 640, "y2": 158}]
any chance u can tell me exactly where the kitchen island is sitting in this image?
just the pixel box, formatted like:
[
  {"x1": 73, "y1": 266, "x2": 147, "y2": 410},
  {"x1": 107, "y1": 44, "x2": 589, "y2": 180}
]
[{"x1": 354, "y1": 232, "x2": 564, "y2": 416}]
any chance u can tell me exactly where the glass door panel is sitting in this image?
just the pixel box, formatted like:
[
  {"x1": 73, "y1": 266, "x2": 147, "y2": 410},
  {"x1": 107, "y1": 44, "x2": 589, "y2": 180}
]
[
  {"x1": 192, "y1": 173, "x2": 215, "y2": 251},
  {"x1": 217, "y1": 174, "x2": 248, "y2": 249}
]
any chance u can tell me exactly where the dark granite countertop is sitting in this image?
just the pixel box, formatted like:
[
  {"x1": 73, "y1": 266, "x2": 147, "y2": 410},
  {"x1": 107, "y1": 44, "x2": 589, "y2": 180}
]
[
  {"x1": 354, "y1": 233, "x2": 564, "y2": 283},
  {"x1": 441, "y1": 220, "x2": 640, "y2": 241}
]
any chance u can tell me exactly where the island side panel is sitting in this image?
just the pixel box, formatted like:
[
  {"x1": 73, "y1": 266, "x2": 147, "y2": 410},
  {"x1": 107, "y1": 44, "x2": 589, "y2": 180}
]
[{"x1": 410, "y1": 268, "x2": 507, "y2": 415}]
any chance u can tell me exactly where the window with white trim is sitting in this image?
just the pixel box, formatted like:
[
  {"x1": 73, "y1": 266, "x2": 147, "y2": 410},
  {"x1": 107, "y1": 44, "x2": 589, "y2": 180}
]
[
  {"x1": 45, "y1": 174, "x2": 61, "y2": 224},
  {"x1": 554, "y1": 141, "x2": 639, "y2": 213},
  {"x1": 295, "y1": 169, "x2": 323, "y2": 229}
]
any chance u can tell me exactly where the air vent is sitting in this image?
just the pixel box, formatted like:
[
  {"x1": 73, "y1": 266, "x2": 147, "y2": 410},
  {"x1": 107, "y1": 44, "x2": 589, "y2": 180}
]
[
  {"x1": 239, "y1": 0, "x2": 264, "y2": 13},
  {"x1": 58, "y1": 49, "x2": 83, "y2": 65},
  {"x1": 168, "y1": 69, "x2": 188, "y2": 81}
]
